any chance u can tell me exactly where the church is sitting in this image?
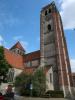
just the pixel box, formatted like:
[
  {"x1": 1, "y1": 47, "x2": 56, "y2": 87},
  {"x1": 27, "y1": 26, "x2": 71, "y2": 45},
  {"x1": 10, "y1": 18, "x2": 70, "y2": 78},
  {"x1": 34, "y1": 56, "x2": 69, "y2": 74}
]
[{"x1": 1, "y1": 2, "x2": 75, "y2": 97}]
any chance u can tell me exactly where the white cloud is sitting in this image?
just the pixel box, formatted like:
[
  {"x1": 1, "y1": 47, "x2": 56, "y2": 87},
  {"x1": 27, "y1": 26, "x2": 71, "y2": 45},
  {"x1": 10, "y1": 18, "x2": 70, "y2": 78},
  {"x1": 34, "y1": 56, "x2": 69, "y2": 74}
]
[
  {"x1": 70, "y1": 59, "x2": 75, "y2": 72},
  {"x1": 0, "y1": 35, "x2": 7, "y2": 47},
  {"x1": 0, "y1": 35, "x2": 3, "y2": 46},
  {"x1": 60, "y1": 0, "x2": 75, "y2": 29},
  {"x1": 0, "y1": 35, "x2": 3, "y2": 41}
]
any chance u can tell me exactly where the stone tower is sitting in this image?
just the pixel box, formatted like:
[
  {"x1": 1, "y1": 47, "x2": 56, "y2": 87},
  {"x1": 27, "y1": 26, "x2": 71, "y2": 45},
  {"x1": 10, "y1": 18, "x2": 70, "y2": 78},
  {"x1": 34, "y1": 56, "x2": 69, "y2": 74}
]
[{"x1": 40, "y1": 2, "x2": 74, "y2": 97}]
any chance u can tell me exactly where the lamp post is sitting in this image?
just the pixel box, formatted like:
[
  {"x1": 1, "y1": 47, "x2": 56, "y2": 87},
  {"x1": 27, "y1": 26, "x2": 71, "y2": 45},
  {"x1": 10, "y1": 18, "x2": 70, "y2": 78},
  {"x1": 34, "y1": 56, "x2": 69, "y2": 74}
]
[{"x1": 30, "y1": 83, "x2": 33, "y2": 97}]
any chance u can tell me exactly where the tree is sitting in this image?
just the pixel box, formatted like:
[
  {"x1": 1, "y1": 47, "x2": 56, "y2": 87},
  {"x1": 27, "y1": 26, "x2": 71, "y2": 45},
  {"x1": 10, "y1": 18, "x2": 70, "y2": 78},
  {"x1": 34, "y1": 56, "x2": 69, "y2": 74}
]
[
  {"x1": 0, "y1": 46, "x2": 11, "y2": 84},
  {"x1": 14, "y1": 68, "x2": 46, "y2": 97},
  {"x1": 15, "y1": 72, "x2": 31, "y2": 87},
  {"x1": 32, "y1": 67, "x2": 46, "y2": 97},
  {"x1": 14, "y1": 72, "x2": 32, "y2": 96}
]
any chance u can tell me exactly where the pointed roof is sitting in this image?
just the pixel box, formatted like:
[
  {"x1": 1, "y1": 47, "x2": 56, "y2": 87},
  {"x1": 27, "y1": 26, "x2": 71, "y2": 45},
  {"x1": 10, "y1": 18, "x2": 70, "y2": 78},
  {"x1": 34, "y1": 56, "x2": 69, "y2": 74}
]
[{"x1": 10, "y1": 41, "x2": 25, "y2": 51}]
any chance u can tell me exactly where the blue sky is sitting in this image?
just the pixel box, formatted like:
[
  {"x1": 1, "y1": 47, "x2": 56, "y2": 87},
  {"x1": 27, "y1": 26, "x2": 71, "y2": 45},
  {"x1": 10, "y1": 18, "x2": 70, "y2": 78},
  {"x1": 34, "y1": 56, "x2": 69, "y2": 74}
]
[{"x1": 0, "y1": 0, "x2": 75, "y2": 72}]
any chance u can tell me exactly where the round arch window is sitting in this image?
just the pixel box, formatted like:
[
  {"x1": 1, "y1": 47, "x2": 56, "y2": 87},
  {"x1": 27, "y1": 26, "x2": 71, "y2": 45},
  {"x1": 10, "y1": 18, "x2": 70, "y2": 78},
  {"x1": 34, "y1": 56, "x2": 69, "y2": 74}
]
[
  {"x1": 49, "y1": 9, "x2": 51, "y2": 13},
  {"x1": 47, "y1": 24, "x2": 51, "y2": 31}
]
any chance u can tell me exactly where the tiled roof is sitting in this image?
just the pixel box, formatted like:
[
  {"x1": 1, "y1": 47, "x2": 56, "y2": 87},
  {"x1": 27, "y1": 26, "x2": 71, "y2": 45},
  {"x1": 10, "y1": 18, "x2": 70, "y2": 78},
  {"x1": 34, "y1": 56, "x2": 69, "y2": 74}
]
[
  {"x1": 4, "y1": 48, "x2": 40, "y2": 70},
  {"x1": 10, "y1": 41, "x2": 25, "y2": 52},
  {"x1": 24, "y1": 50, "x2": 40, "y2": 62}
]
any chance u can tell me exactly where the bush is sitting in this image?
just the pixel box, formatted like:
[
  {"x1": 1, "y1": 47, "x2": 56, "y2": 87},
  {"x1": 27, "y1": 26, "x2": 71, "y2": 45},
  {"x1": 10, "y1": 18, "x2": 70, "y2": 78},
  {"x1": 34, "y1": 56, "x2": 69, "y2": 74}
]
[
  {"x1": 20, "y1": 88, "x2": 30, "y2": 96},
  {"x1": 32, "y1": 89, "x2": 40, "y2": 97},
  {"x1": 43, "y1": 90, "x2": 64, "y2": 98}
]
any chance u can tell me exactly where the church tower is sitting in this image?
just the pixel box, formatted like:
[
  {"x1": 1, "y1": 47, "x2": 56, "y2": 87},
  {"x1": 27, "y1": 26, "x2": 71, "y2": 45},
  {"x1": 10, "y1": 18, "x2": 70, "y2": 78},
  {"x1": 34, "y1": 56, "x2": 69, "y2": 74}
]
[{"x1": 40, "y1": 2, "x2": 74, "y2": 97}]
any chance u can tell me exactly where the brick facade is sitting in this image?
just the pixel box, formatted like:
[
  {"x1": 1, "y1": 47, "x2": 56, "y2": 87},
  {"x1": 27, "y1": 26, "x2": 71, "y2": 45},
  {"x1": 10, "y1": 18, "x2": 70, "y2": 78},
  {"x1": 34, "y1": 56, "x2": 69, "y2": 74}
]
[{"x1": 72, "y1": 73, "x2": 75, "y2": 87}]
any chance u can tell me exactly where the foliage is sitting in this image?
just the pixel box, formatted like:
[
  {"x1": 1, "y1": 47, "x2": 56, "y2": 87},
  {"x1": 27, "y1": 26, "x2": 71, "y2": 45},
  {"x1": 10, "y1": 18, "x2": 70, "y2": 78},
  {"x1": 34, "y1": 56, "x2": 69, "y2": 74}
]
[
  {"x1": 15, "y1": 72, "x2": 32, "y2": 87},
  {"x1": 0, "y1": 46, "x2": 11, "y2": 84},
  {"x1": 14, "y1": 72, "x2": 32, "y2": 95},
  {"x1": 15, "y1": 68, "x2": 46, "y2": 97},
  {"x1": 32, "y1": 67, "x2": 46, "y2": 97}
]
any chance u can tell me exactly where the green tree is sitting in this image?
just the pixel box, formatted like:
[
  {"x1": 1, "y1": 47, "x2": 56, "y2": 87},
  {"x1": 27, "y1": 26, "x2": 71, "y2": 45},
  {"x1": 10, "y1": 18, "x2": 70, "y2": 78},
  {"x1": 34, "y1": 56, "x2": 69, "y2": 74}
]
[
  {"x1": 15, "y1": 72, "x2": 31, "y2": 87},
  {"x1": 32, "y1": 67, "x2": 46, "y2": 97},
  {"x1": 0, "y1": 46, "x2": 11, "y2": 84},
  {"x1": 14, "y1": 72, "x2": 32, "y2": 96},
  {"x1": 14, "y1": 68, "x2": 46, "y2": 97}
]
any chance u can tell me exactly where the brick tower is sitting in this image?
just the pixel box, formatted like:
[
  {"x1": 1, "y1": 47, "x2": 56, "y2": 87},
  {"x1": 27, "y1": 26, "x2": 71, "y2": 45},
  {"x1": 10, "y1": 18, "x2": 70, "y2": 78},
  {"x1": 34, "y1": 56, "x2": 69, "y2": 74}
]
[{"x1": 40, "y1": 2, "x2": 74, "y2": 97}]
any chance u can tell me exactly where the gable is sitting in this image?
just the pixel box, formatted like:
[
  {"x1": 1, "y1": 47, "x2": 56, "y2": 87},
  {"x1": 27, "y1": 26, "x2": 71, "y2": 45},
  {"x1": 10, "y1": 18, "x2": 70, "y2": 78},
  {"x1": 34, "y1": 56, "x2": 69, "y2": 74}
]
[{"x1": 4, "y1": 48, "x2": 24, "y2": 69}]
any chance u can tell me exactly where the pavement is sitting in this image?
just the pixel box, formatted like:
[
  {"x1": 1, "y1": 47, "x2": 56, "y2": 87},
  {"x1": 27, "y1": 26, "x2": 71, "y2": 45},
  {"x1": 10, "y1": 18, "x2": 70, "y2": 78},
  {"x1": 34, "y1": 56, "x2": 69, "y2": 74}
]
[{"x1": 14, "y1": 95, "x2": 72, "y2": 100}]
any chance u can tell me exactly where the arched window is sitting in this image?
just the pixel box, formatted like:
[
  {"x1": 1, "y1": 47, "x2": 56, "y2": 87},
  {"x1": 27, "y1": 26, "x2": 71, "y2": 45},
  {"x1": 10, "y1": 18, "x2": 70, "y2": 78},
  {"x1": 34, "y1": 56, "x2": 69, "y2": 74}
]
[
  {"x1": 50, "y1": 73, "x2": 52, "y2": 83},
  {"x1": 45, "y1": 10, "x2": 47, "y2": 16},
  {"x1": 7, "y1": 68, "x2": 14, "y2": 82},
  {"x1": 49, "y1": 9, "x2": 51, "y2": 13},
  {"x1": 47, "y1": 24, "x2": 51, "y2": 31}
]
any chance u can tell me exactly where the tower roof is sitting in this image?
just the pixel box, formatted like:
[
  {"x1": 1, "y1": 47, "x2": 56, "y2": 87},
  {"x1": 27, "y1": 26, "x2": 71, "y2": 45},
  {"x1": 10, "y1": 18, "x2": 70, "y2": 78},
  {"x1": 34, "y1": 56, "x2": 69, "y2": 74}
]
[
  {"x1": 10, "y1": 41, "x2": 25, "y2": 52},
  {"x1": 41, "y1": 1, "x2": 58, "y2": 13}
]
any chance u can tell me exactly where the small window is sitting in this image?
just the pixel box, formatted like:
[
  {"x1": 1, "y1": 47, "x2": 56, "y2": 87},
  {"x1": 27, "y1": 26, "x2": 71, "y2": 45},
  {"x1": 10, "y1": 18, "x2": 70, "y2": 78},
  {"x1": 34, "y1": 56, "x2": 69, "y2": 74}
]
[
  {"x1": 47, "y1": 24, "x2": 51, "y2": 31},
  {"x1": 50, "y1": 73, "x2": 52, "y2": 83},
  {"x1": 49, "y1": 9, "x2": 51, "y2": 13},
  {"x1": 45, "y1": 10, "x2": 47, "y2": 16}
]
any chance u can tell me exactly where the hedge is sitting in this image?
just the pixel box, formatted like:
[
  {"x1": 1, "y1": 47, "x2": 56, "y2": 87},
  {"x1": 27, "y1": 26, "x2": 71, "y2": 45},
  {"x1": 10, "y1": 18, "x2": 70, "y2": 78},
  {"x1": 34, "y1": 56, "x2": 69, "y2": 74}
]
[{"x1": 43, "y1": 90, "x2": 64, "y2": 98}]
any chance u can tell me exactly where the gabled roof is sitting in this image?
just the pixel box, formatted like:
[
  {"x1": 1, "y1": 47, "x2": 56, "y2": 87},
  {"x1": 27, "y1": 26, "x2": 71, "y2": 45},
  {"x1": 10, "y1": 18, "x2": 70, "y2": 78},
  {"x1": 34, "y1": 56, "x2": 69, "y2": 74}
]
[
  {"x1": 24, "y1": 50, "x2": 40, "y2": 62},
  {"x1": 10, "y1": 41, "x2": 25, "y2": 52}
]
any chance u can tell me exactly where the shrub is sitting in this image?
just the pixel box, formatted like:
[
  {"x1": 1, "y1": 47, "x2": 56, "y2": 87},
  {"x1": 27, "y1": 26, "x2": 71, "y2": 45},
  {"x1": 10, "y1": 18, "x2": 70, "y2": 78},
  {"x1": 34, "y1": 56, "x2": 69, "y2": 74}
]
[
  {"x1": 20, "y1": 88, "x2": 30, "y2": 96},
  {"x1": 44, "y1": 90, "x2": 64, "y2": 98}
]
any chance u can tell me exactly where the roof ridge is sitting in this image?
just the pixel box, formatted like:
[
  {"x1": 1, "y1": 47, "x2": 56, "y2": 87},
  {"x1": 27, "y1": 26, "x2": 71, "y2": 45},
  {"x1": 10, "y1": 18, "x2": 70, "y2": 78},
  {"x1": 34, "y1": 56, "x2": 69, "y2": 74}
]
[{"x1": 10, "y1": 41, "x2": 25, "y2": 51}]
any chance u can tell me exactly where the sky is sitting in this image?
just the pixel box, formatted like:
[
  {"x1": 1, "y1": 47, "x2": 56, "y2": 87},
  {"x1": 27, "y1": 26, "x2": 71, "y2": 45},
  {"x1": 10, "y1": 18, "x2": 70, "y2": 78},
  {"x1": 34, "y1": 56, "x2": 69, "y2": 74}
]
[{"x1": 0, "y1": 0, "x2": 75, "y2": 72}]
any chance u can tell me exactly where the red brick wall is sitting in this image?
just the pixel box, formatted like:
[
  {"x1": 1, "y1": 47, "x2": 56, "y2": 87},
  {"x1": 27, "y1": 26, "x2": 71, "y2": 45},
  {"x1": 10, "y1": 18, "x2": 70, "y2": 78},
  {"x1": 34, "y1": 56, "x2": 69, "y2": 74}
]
[
  {"x1": 4, "y1": 48, "x2": 24, "y2": 69},
  {"x1": 52, "y1": 12, "x2": 73, "y2": 87},
  {"x1": 72, "y1": 73, "x2": 75, "y2": 87}
]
